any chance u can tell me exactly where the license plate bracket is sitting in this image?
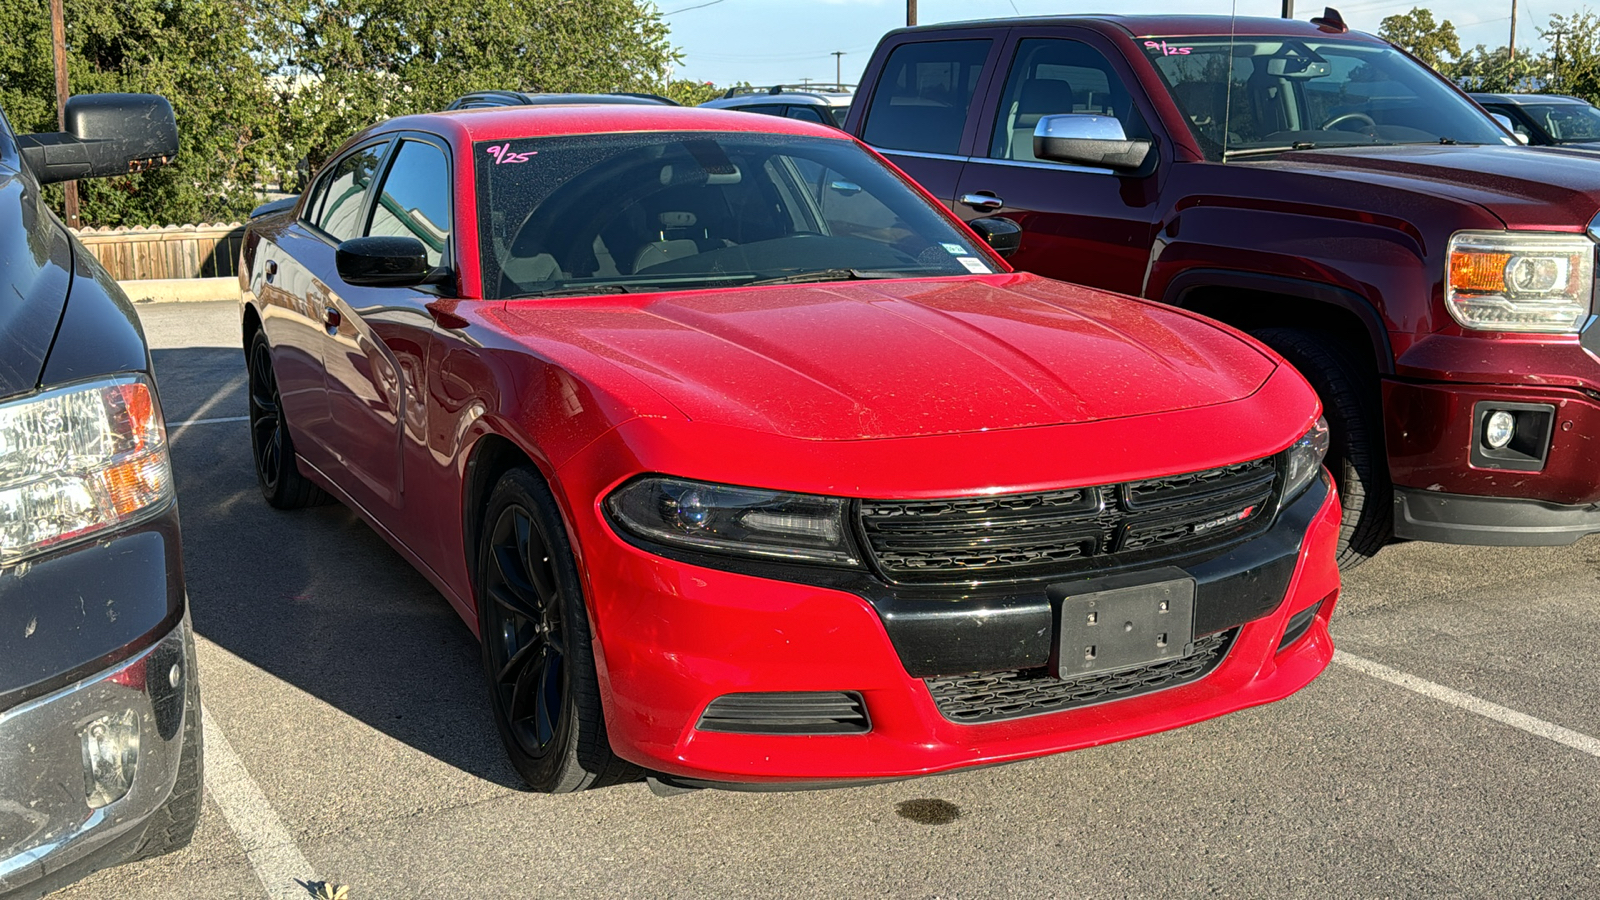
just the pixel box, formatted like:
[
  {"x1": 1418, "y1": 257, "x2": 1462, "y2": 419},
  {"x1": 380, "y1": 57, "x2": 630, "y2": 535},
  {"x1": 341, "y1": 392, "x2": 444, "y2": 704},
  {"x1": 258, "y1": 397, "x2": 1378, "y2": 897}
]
[{"x1": 1051, "y1": 567, "x2": 1196, "y2": 680}]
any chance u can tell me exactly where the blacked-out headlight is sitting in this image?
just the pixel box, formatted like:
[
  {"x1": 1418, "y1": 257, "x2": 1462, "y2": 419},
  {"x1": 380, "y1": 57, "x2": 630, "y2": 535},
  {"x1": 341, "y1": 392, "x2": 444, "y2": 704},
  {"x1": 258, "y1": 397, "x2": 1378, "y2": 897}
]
[
  {"x1": 606, "y1": 476, "x2": 860, "y2": 566},
  {"x1": 1282, "y1": 417, "x2": 1330, "y2": 504}
]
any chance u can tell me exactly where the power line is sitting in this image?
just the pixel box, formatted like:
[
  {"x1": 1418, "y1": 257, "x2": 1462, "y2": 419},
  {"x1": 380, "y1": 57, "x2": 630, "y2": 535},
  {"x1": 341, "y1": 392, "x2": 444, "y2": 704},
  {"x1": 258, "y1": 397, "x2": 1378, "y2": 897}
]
[{"x1": 663, "y1": 0, "x2": 727, "y2": 14}]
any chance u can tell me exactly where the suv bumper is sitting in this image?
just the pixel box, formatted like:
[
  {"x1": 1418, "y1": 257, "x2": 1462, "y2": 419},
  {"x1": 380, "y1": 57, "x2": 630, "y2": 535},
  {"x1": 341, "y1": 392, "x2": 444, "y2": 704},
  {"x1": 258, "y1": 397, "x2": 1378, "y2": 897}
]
[{"x1": 0, "y1": 616, "x2": 195, "y2": 898}]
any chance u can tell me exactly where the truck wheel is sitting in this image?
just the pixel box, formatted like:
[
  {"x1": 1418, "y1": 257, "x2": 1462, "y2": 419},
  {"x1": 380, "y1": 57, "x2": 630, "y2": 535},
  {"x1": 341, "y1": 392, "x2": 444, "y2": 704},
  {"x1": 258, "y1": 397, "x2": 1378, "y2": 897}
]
[{"x1": 1251, "y1": 327, "x2": 1392, "y2": 569}]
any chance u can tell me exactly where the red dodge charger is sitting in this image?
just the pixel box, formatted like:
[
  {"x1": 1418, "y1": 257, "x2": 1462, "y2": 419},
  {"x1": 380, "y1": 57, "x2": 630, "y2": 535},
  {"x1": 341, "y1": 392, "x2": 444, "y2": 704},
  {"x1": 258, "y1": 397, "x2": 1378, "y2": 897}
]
[{"x1": 239, "y1": 106, "x2": 1340, "y2": 792}]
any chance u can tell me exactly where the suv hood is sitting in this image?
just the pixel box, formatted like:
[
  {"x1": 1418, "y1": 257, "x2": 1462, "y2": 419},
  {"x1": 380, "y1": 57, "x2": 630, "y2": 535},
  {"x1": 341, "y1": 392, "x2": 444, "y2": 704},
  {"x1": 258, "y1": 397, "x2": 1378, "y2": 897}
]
[
  {"x1": 497, "y1": 273, "x2": 1276, "y2": 441},
  {"x1": 0, "y1": 166, "x2": 72, "y2": 401},
  {"x1": 1255, "y1": 144, "x2": 1600, "y2": 229}
]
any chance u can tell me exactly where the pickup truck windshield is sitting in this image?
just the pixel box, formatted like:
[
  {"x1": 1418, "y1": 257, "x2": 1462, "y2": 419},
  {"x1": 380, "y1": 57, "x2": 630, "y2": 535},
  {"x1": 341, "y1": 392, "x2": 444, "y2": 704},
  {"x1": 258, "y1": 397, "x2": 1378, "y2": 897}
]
[
  {"x1": 475, "y1": 131, "x2": 993, "y2": 300},
  {"x1": 1142, "y1": 37, "x2": 1512, "y2": 159}
]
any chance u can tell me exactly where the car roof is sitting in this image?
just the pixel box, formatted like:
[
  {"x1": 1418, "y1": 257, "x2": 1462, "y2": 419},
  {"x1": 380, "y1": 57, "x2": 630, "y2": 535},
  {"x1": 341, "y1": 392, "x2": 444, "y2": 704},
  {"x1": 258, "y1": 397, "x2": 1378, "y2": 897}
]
[
  {"x1": 366, "y1": 105, "x2": 852, "y2": 146},
  {"x1": 702, "y1": 92, "x2": 852, "y2": 109},
  {"x1": 889, "y1": 14, "x2": 1386, "y2": 41},
  {"x1": 1470, "y1": 93, "x2": 1590, "y2": 106}
]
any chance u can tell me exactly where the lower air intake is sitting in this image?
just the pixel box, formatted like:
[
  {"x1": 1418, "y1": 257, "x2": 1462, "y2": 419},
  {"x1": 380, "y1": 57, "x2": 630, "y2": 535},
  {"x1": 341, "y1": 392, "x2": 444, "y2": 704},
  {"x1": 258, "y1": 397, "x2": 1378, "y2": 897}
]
[
  {"x1": 697, "y1": 691, "x2": 870, "y2": 735},
  {"x1": 924, "y1": 629, "x2": 1237, "y2": 724}
]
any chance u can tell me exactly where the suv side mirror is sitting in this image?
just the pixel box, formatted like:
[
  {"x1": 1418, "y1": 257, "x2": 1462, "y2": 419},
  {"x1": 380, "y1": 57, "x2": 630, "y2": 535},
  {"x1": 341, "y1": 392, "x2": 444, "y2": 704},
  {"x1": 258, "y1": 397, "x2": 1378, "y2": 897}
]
[
  {"x1": 968, "y1": 216, "x2": 1022, "y2": 258},
  {"x1": 337, "y1": 236, "x2": 450, "y2": 288},
  {"x1": 1489, "y1": 113, "x2": 1532, "y2": 145},
  {"x1": 1034, "y1": 114, "x2": 1153, "y2": 172},
  {"x1": 16, "y1": 94, "x2": 179, "y2": 185}
]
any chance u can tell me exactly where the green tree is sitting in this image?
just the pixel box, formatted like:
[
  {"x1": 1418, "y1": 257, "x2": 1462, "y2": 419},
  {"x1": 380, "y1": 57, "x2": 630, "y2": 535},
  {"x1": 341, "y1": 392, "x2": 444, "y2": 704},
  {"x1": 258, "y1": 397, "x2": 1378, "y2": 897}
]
[
  {"x1": 1450, "y1": 43, "x2": 1543, "y2": 93},
  {"x1": 1543, "y1": 12, "x2": 1600, "y2": 103},
  {"x1": 1378, "y1": 8, "x2": 1462, "y2": 70},
  {"x1": 251, "y1": 0, "x2": 681, "y2": 170},
  {"x1": 664, "y1": 79, "x2": 728, "y2": 107},
  {"x1": 0, "y1": 0, "x2": 278, "y2": 226}
]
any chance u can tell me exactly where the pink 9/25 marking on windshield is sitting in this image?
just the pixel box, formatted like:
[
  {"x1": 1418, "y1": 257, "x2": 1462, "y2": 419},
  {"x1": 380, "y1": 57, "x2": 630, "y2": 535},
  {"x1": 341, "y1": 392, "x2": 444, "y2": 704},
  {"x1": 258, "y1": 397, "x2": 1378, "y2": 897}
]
[
  {"x1": 486, "y1": 143, "x2": 537, "y2": 164},
  {"x1": 1144, "y1": 40, "x2": 1192, "y2": 55}
]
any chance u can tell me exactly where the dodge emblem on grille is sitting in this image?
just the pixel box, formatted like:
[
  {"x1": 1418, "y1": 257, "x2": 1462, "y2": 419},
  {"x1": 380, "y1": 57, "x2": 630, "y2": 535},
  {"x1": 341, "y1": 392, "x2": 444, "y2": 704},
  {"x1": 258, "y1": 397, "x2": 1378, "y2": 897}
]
[{"x1": 1192, "y1": 505, "x2": 1256, "y2": 535}]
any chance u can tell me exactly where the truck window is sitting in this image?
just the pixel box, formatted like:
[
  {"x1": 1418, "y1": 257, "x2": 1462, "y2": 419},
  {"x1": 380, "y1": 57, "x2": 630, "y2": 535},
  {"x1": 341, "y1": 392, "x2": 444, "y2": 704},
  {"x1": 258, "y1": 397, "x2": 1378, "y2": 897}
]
[
  {"x1": 989, "y1": 38, "x2": 1151, "y2": 161},
  {"x1": 861, "y1": 39, "x2": 992, "y2": 156}
]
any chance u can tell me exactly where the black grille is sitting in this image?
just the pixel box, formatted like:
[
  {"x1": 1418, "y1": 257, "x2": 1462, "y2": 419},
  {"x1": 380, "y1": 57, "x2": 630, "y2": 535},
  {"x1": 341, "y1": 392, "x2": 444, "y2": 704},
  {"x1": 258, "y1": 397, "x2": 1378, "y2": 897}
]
[
  {"x1": 697, "y1": 691, "x2": 870, "y2": 735},
  {"x1": 857, "y1": 457, "x2": 1278, "y2": 583},
  {"x1": 923, "y1": 629, "x2": 1236, "y2": 724}
]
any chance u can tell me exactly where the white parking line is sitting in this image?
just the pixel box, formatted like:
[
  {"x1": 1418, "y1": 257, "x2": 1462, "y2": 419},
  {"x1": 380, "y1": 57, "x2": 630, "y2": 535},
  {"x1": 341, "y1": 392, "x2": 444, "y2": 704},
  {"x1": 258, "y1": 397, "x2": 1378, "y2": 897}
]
[
  {"x1": 169, "y1": 415, "x2": 249, "y2": 428},
  {"x1": 167, "y1": 377, "x2": 246, "y2": 443},
  {"x1": 201, "y1": 705, "x2": 320, "y2": 899},
  {"x1": 1334, "y1": 650, "x2": 1600, "y2": 758}
]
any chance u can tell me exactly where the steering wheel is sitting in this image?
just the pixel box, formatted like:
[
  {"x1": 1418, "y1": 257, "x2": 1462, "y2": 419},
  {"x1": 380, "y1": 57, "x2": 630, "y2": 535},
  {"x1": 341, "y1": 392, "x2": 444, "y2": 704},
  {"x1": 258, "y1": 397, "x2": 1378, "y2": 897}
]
[{"x1": 1320, "y1": 112, "x2": 1377, "y2": 131}]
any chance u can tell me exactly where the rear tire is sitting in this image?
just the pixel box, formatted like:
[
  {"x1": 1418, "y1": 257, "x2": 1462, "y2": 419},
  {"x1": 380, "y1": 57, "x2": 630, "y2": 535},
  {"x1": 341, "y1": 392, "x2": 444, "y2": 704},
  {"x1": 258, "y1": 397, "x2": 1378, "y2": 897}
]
[
  {"x1": 247, "y1": 330, "x2": 330, "y2": 509},
  {"x1": 1251, "y1": 327, "x2": 1392, "y2": 570},
  {"x1": 476, "y1": 467, "x2": 637, "y2": 792}
]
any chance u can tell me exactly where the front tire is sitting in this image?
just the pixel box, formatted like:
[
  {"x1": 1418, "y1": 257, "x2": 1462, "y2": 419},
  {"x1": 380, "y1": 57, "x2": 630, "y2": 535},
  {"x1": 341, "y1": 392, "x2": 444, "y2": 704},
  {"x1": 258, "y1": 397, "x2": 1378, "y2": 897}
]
[
  {"x1": 476, "y1": 467, "x2": 636, "y2": 792},
  {"x1": 1251, "y1": 327, "x2": 1392, "y2": 569},
  {"x1": 247, "y1": 330, "x2": 329, "y2": 509}
]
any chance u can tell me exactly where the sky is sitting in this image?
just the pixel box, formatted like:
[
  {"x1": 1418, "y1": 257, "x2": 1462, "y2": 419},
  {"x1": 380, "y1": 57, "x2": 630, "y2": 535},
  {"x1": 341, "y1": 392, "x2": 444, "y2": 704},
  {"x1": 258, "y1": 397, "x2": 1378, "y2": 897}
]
[{"x1": 663, "y1": 0, "x2": 1546, "y2": 89}]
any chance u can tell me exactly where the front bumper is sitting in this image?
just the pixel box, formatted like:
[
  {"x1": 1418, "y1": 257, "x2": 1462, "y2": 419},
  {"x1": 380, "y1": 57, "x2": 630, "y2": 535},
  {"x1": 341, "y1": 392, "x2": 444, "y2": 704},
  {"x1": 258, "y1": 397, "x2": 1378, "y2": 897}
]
[
  {"x1": 0, "y1": 617, "x2": 194, "y2": 898},
  {"x1": 581, "y1": 478, "x2": 1341, "y2": 784}
]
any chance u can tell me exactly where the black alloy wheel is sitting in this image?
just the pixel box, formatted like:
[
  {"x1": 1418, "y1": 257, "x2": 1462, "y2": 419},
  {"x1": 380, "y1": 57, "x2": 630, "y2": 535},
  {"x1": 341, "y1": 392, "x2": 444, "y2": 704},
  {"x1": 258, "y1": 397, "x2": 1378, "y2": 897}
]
[
  {"x1": 247, "y1": 330, "x2": 328, "y2": 509},
  {"x1": 477, "y1": 467, "x2": 635, "y2": 792}
]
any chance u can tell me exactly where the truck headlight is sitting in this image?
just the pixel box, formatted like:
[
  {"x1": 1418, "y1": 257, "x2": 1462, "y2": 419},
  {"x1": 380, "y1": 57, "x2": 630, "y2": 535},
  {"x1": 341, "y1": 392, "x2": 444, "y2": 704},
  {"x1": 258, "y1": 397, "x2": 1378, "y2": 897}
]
[
  {"x1": 1446, "y1": 231, "x2": 1594, "y2": 333},
  {"x1": 0, "y1": 375, "x2": 172, "y2": 564},
  {"x1": 606, "y1": 476, "x2": 859, "y2": 566}
]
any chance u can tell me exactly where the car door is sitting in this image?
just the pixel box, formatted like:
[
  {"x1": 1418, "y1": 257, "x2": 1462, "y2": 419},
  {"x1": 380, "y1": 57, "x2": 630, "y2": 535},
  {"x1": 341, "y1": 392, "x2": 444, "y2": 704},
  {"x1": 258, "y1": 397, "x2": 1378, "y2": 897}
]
[
  {"x1": 857, "y1": 36, "x2": 1004, "y2": 208},
  {"x1": 320, "y1": 135, "x2": 454, "y2": 543},
  {"x1": 952, "y1": 29, "x2": 1166, "y2": 295},
  {"x1": 261, "y1": 139, "x2": 393, "y2": 471}
]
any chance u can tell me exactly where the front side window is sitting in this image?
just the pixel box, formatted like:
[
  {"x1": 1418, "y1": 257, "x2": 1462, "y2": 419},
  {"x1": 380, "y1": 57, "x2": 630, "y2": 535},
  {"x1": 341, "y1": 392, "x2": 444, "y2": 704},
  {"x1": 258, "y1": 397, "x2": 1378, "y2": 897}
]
[
  {"x1": 989, "y1": 38, "x2": 1150, "y2": 161},
  {"x1": 368, "y1": 140, "x2": 451, "y2": 266},
  {"x1": 315, "y1": 143, "x2": 388, "y2": 242},
  {"x1": 475, "y1": 131, "x2": 997, "y2": 300},
  {"x1": 861, "y1": 39, "x2": 992, "y2": 155},
  {"x1": 1143, "y1": 37, "x2": 1511, "y2": 159},
  {"x1": 1524, "y1": 103, "x2": 1600, "y2": 143}
]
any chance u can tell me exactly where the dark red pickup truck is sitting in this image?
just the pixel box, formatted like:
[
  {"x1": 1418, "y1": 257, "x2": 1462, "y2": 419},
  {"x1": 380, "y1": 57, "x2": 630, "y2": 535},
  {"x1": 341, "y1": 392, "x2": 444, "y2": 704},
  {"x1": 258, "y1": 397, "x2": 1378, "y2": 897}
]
[{"x1": 845, "y1": 13, "x2": 1600, "y2": 567}]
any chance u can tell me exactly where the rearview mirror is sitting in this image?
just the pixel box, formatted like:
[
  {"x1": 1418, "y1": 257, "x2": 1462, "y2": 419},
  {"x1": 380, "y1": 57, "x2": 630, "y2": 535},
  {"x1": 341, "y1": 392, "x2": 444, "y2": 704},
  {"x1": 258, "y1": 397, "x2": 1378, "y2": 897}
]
[
  {"x1": 1266, "y1": 57, "x2": 1331, "y2": 79},
  {"x1": 1034, "y1": 115, "x2": 1153, "y2": 173},
  {"x1": 16, "y1": 94, "x2": 179, "y2": 185},
  {"x1": 968, "y1": 217, "x2": 1022, "y2": 259},
  {"x1": 337, "y1": 236, "x2": 448, "y2": 288}
]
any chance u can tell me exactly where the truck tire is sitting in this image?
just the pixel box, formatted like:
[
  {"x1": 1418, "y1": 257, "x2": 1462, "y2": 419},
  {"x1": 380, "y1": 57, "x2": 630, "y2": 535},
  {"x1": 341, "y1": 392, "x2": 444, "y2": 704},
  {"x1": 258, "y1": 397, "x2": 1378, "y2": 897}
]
[{"x1": 1251, "y1": 327, "x2": 1392, "y2": 570}]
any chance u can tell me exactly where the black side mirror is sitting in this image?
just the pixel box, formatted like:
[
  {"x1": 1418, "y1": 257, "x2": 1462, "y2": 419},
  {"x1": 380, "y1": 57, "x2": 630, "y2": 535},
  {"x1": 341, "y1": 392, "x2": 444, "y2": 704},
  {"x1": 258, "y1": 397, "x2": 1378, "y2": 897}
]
[
  {"x1": 968, "y1": 216, "x2": 1022, "y2": 259},
  {"x1": 16, "y1": 94, "x2": 179, "y2": 185},
  {"x1": 1033, "y1": 114, "x2": 1153, "y2": 173},
  {"x1": 337, "y1": 236, "x2": 449, "y2": 288}
]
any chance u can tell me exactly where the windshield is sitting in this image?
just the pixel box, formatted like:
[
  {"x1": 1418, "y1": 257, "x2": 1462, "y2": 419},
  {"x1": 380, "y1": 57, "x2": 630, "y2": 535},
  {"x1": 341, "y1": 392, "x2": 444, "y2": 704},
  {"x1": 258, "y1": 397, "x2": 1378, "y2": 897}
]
[
  {"x1": 475, "y1": 131, "x2": 994, "y2": 299},
  {"x1": 1521, "y1": 103, "x2": 1600, "y2": 143},
  {"x1": 1143, "y1": 37, "x2": 1513, "y2": 159}
]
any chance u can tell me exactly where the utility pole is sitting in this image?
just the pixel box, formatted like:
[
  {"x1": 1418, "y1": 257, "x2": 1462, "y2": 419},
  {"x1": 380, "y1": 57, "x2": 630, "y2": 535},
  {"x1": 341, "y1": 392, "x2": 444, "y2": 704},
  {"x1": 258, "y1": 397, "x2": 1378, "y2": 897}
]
[
  {"x1": 1551, "y1": 26, "x2": 1567, "y2": 87},
  {"x1": 1510, "y1": 0, "x2": 1518, "y2": 62},
  {"x1": 832, "y1": 51, "x2": 845, "y2": 90},
  {"x1": 1281, "y1": 0, "x2": 1293, "y2": 19},
  {"x1": 49, "y1": 0, "x2": 78, "y2": 228},
  {"x1": 908, "y1": 0, "x2": 916, "y2": 26}
]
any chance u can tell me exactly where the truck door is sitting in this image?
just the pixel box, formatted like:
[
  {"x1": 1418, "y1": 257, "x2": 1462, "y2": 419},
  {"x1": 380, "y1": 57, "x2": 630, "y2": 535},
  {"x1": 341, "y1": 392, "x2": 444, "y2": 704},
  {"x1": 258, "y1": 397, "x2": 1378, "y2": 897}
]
[
  {"x1": 857, "y1": 37, "x2": 1003, "y2": 207},
  {"x1": 952, "y1": 30, "x2": 1166, "y2": 295}
]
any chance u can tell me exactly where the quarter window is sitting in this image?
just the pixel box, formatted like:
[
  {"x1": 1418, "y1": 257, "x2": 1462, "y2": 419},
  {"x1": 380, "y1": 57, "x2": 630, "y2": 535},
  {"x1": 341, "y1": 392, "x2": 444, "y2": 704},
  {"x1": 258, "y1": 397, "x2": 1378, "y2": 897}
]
[
  {"x1": 861, "y1": 39, "x2": 992, "y2": 155},
  {"x1": 315, "y1": 144, "x2": 388, "y2": 243},
  {"x1": 989, "y1": 39, "x2": 1150, "y2": 161},
  {"x1": 368, "y1": 140, "x2": 451, "y2": 267}
]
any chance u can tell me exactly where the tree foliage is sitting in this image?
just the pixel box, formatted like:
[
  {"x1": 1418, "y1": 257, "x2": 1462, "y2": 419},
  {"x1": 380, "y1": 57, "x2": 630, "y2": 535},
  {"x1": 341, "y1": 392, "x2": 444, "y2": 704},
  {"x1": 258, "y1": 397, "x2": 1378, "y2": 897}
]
[{"x1": 1379, "y1": 8, "x2": 1461, "y2": 70}]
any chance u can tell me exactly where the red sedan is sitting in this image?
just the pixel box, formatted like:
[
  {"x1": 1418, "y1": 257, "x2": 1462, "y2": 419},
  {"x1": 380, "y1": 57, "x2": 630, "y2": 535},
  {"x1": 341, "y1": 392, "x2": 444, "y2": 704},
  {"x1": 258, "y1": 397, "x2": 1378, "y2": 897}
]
[{"x1": 239, "y1": 106, "x2": 1340, "y2": 792}]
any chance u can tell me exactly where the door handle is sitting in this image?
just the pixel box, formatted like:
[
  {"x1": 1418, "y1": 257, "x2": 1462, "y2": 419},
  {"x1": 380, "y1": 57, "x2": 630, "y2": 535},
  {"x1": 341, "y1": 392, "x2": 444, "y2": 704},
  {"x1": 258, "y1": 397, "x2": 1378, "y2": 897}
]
[
  {"x1": 264, "y1": 259, "x2": 278, "y2": 283},
  {"x1": 960, "y1": 193, "x2": 1004, "y2": 211},
  {"x1": 323, "y1": 306, "x2": 341, "y2": 329}
]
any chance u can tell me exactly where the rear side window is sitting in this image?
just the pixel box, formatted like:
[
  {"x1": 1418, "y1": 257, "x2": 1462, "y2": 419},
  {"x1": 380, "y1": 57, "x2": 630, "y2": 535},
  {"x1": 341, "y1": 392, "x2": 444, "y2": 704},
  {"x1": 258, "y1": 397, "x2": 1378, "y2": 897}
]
[
  {"x1": 368, "y1": 139, "x2": 451, "y2": 266},
  {"x1": 314, "y1": 143, "x2": 388, "y2": 242},
  {"x1": 861, "y1": 39, "x2": 992, "y2": 155}
]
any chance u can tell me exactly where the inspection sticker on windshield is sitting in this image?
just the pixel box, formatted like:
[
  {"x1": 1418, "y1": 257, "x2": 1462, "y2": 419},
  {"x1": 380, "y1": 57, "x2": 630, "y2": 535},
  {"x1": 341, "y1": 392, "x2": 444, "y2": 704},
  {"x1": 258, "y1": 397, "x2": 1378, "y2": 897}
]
[
  {"x1": 957, "y1": 257, "x2": 991, "y2": 274},
  {"x1": 941, "y1": 242, "x2": 969, "y2": 255}
]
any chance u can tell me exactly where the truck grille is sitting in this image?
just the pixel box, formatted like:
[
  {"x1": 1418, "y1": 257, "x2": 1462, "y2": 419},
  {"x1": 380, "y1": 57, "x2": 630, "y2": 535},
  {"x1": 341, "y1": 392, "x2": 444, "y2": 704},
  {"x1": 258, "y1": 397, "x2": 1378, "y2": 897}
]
[
  {"x1": 923, "y1": 629, "x2": 1236, "y2": 724},
  {"x1": 857, "y1": 456, "x2": 1277, "y2": 583}
]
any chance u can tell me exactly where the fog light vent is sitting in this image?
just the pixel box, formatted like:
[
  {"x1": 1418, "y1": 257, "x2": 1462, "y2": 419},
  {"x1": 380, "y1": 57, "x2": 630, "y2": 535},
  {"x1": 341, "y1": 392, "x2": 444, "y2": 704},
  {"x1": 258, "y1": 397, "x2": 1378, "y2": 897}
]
[
  {"x1": 697, "y1": 691, "x2": 870, "y2": 735},
  {"x1": 1277, "y1": 600, "x2": 1324, "y2": 652},
  {"x1": 1471, "y1": 401, "x2": 1554, "y2": 472},
  {"x1": 81, "y1": 709, "x2": 140, "y2": 808}
]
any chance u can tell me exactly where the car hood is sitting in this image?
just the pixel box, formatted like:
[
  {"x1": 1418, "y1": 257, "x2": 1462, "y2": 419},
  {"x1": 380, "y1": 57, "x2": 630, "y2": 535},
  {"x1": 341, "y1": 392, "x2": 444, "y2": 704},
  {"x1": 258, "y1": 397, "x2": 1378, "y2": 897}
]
[
  {"x1": 0, "y1": 165, "x2": 73, "y2": 401},
  {"x1": 495, "y1": 273, "x2": 1276, "y2": 441},
  {"x1": 1251, "y1": 144, "x2": 1600, "y2": 229}
]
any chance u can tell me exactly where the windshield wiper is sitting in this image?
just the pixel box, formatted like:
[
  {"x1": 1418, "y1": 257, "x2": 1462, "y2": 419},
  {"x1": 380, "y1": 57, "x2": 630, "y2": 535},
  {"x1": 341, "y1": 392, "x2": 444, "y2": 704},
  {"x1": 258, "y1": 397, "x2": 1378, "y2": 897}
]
[
  {"x1": 510, "y1": 283, "x2": 634, "y2": 299},
  {"x1": 743, "y1": 268, "x2": 907, "y2": 287},
  {"x1": 1222, "y1": 142, "x2": 1320, "y2": 159}
]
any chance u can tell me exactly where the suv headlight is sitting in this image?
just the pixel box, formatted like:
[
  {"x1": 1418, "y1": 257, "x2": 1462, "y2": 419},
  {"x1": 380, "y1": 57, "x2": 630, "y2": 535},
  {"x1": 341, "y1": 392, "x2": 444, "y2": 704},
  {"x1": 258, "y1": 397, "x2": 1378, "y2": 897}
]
[
  {"x1": 1446, "y1": 231, "x2": 1594, "y2": 333},
  {"x1": 0, "y1": 375, "x2": 172, "y2": 564},
  {"x1": 606, "y1": 476, "x2": 859, "y2": 566},
  {"x1": 1283, "y1": 417, "x2": 1330, "y2": 504}
]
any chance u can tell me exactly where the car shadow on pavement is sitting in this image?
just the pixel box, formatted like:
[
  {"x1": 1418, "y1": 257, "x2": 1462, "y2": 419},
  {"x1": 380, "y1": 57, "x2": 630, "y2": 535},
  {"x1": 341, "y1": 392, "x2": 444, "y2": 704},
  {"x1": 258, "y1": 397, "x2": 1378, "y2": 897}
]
[{"x1": 155, "y1": 347, "x2": 527, "y2": 790}]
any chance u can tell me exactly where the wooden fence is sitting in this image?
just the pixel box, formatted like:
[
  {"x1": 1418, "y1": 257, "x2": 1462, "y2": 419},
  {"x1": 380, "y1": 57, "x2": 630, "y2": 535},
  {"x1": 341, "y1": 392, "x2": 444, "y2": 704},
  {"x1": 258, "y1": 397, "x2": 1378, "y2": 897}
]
[{"x1": 73, "y1": 223, "x2": 246, "y2": 281}]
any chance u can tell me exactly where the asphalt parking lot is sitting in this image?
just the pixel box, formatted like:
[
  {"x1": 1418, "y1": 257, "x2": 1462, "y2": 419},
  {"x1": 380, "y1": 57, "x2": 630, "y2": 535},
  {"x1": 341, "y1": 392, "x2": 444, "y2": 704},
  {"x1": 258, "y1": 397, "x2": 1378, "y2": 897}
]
[{"x1": 52, "y1": 298, "x2": 1600, "y2": 899}]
